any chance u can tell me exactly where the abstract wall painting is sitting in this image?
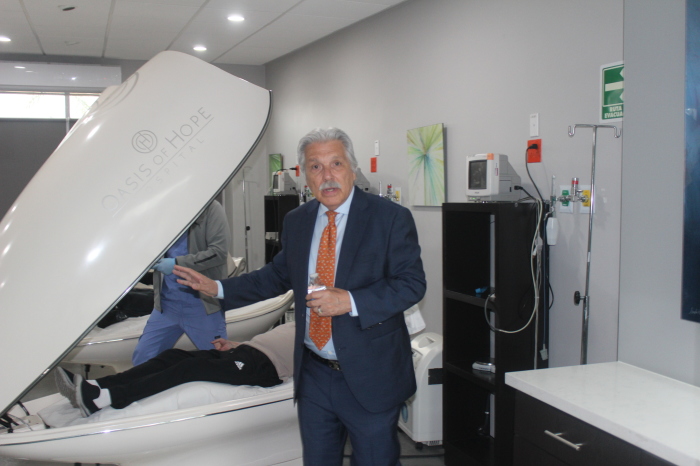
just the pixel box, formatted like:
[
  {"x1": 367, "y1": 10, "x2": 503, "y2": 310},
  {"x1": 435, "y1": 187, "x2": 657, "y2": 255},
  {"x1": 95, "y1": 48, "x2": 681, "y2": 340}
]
[{"x1": 407, "y1": 123, "x2": 445, "y2": 206}]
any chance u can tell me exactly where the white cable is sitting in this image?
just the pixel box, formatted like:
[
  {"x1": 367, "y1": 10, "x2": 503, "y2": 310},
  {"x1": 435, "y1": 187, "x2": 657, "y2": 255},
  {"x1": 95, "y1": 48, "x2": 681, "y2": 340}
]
[{"x1": 484, "y1": 199, "x2": 542, "y2": 344}]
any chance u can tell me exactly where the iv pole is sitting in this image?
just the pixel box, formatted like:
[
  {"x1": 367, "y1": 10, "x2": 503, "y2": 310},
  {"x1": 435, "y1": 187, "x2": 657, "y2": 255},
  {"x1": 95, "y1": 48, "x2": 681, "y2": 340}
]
[
  {"x1": 241, "y1": 166, "x2": 252, "y2": 273},
  {"x1": 567, "y1": 124, "x2": 621, "y2": 365}
]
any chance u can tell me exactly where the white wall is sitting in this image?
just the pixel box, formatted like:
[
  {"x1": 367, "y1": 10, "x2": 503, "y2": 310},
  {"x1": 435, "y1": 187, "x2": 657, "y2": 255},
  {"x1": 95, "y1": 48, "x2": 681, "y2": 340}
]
[
  {"x1": 263, "y1": 0, "x2": 623, "y2": 367},
  {"x1": 222, "y1": 143, "x2": 270, "y2": 272},
  {"x1": 619, "y1": 0, "x2": 700, "y2": 385}
]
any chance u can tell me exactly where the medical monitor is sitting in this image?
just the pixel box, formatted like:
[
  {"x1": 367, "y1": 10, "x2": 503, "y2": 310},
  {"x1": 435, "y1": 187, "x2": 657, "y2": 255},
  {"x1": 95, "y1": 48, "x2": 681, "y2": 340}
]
[
  {"x1": 271, "y1": 170, "x2": 297, "y2": 195},
  {"x1": 466, "y1": 153, "x2": 521, "y2": 201}
]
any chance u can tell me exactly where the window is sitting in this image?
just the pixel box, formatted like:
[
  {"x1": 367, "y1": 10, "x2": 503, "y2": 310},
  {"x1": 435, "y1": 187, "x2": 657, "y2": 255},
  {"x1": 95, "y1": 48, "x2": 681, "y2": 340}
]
[
  {"x1": 0, "y1": 92, "x2": 99, "y2": 119},
  {"x1": 69, "y1": 94, "x2": 100, "y2": 119}
]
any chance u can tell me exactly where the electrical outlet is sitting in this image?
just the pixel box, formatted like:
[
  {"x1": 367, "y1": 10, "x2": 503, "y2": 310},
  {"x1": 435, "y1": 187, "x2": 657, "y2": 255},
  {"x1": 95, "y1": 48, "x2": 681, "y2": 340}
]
[
  {"x1": 527, "y1": 138, "x2": 542, "y2": 163},
  {"x1": 559, "y1": 185, "x2": 573, "y2": 213}
]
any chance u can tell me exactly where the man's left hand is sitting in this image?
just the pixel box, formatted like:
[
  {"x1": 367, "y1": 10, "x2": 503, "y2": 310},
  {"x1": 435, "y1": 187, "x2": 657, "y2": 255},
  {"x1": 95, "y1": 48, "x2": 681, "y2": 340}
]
[
  {"x1": 173, "y1": 265, "x2": 218, "y2": 297},
  {"x1": 306, "y1": 287, "x2": 352, "y2": 317}
]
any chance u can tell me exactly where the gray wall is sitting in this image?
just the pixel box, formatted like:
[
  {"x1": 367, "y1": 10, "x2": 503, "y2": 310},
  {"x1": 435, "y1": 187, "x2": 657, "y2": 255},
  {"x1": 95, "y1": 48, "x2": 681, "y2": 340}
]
[
  {"x1": 619, "y1": 0, "x2": 700, "y2": 385},
  {"x1": 0, "y1": 120, "x2": 68, "y2": 218},
  {"x1": 264, "y1": 0, "x2": 624, "y2": 367}
]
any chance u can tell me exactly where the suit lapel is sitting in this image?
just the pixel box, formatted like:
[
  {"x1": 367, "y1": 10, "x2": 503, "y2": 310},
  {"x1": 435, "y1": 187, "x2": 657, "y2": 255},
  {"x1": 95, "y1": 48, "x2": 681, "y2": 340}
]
[
  {"x1": 297, "y1": 201, "x2": 318, "y2": 283},
  {"x1": 335, "y1": 188, "x2": 369, "y2": 288}
]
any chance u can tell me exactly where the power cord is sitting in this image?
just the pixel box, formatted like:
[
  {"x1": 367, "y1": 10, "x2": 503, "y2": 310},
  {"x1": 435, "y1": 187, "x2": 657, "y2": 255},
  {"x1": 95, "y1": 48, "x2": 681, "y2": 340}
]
[
  {"x1": 523, "y1": 142, "x2": 548, "y2": 362},
  {"x1": 514, "y1": 185, "x2": 535, "y2": 201},
  {"x1": 482, "y1": 195, "x2": 544, "y2": 369},
  {"x1": 525, "y1": 144, "x2": 544, "y2": 202}
]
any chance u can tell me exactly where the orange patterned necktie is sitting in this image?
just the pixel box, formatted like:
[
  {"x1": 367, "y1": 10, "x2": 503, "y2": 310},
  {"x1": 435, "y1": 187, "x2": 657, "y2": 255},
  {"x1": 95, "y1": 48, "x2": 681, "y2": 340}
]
[{"x1": 309, "y1": 210, "x2": 337, "y2": 349}]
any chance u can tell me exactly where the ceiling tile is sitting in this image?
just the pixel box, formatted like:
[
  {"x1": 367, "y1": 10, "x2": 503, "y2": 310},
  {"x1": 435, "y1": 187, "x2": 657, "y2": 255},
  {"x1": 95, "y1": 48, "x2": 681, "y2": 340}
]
[
  {"x1": 0, "y1": 0, "x2": 411, "y2": 66},
  {"x1": 0, "y1": 10, "x2": 40, "y2": 54},
  {"x1": 186, "y1": 10, "x2": 279, "y2": 36},
  {"x1": 215, "y1": 44, "x2": 291, "y2": 66},
  {"x1": 352, "y1": 0, "x2": 407, "y2": 5},
  {"x1": 105, "y1": 36, "x2": 175, "y2": 61},
  {"x1": 242, "y1": 13, "x2": 355, "y2": 49},
  {"x1": 205, "y1": 0, "x2": 303, "y2": 14},
  {"x1": 169, "y1": 33, "x2": 240, "y2": 58},
  {"x1": 0, "y1": 0, "x2": 23, "y2": 12},
  {"x1": 111, "y1": 1, "x2": 203, "y2": 32},
  {"x1": 40, "y1": 34, "x2": 105, "y2": 57},
  {"x1": 119, "y1": 0, "x2": 207, "y2": 6},
  {"x1": 0, "y1": 37, "x2": 43, "y2": 56},
  {"x1": 292, "y1": 0, "x2": 386, "y2": 20},
  {"x1": 22, "y1": 0, "x2": 112, "y2": 32}
]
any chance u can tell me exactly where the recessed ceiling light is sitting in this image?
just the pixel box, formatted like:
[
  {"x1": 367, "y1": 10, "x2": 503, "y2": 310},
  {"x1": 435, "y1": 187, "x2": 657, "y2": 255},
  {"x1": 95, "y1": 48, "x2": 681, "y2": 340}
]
[
  {"x1": 14, "y1": 66, "x2": 25, "y2": 69},
  {"x1": 0, "y1": 36, "x2": 11, "y2": 42},
  {"x1": 193, "y1": 45, "x2": 207, "y2": 52},
  {"x1": 227, "y1": 14, "x2": 245, "y2": 22}
]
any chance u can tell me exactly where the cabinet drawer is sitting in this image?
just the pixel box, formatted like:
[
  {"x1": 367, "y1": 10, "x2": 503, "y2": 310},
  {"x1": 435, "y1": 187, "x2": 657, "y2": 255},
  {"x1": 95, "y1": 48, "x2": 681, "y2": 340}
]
[
  {"x1": 514, "y1": 434, "x2": 566, "y2": 466},
  {"x1": 514, "y1": 392, "x2": 640, "y2": 466}
]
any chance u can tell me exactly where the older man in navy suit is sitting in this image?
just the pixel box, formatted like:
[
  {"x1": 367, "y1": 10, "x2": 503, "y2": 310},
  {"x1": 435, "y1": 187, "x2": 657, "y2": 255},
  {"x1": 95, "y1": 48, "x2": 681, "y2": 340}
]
[{"x1": 174, "y1": 127, "x2": 426, "y2": 465}]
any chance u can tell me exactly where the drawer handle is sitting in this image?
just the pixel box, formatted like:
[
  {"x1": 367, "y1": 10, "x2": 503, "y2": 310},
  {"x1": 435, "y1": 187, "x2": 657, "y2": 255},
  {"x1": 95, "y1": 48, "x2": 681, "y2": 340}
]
[{"x1": 544, "y1": 430, "x2": 582, "y2": 451}]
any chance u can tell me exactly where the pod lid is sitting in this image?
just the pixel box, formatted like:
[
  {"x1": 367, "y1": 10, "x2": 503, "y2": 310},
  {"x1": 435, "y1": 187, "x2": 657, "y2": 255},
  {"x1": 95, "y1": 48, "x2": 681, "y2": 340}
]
[{"x1": 0, "y1": 51, "x2": 271, "y2": 414}]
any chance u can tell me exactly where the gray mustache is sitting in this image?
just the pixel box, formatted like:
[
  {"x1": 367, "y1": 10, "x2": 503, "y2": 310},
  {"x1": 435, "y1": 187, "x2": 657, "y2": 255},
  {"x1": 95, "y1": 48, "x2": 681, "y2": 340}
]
[{"x1": 319, "y1": 181, "x2": 341, "y2": 190}]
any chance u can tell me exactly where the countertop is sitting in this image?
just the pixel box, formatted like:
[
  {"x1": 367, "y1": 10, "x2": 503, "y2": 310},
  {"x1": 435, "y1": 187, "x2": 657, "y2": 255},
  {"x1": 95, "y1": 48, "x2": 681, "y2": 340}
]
[{"x1": 505, "y1": 361, "x2": 700, "y2": 466}]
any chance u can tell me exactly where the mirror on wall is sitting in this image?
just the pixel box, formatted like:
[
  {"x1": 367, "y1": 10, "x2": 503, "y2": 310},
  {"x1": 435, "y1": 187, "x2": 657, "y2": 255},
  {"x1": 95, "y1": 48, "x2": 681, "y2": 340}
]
[{"x1": 683, "y1": 0, "x2": 700, "y2": 323}]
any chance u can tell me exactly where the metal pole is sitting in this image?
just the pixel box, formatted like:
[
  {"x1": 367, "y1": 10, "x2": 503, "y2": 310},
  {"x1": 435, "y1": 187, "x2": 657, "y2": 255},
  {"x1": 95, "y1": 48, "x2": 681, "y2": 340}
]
[
  {"x1": 241, "y1": 167, "x2": 251, "y2": 273},
  {"x1": 568, "y1": 124, "x2": 621, "y2": 365}
]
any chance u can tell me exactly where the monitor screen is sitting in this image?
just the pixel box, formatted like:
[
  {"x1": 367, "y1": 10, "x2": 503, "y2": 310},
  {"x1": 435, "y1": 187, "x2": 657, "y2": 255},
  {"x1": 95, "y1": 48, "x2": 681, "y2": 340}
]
[{"x1": 469, "y1": 159, "x2": 488, "y2": 190}]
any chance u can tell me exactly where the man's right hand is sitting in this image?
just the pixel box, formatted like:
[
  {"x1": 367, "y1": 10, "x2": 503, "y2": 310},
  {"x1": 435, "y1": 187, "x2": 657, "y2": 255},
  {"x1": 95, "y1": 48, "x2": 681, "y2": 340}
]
[
  {"x1": 173, "y1": 265, "x2": 218, "y2": 297},
  {"x1": 212, "y1": 338, "x2": 239, "y2": 351}
]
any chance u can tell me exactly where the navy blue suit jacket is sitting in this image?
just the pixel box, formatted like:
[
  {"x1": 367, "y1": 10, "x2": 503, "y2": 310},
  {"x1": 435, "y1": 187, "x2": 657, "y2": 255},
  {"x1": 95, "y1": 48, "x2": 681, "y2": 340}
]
[{"x1": 220, "y1": 187, "x2": 426, "y2": 412}]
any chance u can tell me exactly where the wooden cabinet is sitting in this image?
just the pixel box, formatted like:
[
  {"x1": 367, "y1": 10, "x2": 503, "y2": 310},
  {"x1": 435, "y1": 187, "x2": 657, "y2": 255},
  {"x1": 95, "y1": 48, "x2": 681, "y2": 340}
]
[
  {"x1": 442, "y1": 202, "x2": 548, "y2": 466},
  {"x1": 513, "y1": 392, "x2": 674, "y2": 466}
]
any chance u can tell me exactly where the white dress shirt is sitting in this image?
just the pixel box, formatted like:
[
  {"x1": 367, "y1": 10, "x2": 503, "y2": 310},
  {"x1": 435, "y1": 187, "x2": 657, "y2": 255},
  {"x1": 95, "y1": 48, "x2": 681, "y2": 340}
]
[
  {"x1": 214, "y1": 189, "x2": 358, "y2": 361},
  {"x1": 304, "y1": 188, "x2": 358, "y2": 360}
]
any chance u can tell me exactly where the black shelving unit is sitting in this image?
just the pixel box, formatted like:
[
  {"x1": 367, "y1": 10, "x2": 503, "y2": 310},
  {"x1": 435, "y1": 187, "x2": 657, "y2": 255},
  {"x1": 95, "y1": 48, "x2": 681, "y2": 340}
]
[
  {"x1": 442, "y1": 202, "x2": 548, "y2": 466},
  {"x1": 264, "y1": 194, "x2": 299, "y2": 263}
]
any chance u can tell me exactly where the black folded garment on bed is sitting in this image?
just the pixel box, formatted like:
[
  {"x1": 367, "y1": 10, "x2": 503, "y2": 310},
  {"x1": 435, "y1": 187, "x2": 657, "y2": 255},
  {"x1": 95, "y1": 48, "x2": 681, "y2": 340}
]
[{"x1": 98, "y1": 288, "x2": 154, "y2": 328}]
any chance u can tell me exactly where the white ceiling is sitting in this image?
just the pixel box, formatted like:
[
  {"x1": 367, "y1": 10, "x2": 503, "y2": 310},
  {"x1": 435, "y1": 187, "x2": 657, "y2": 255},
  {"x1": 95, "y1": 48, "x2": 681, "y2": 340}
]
[{"x1": 0, "y1": 0, "x2": 408, "y2": 66}]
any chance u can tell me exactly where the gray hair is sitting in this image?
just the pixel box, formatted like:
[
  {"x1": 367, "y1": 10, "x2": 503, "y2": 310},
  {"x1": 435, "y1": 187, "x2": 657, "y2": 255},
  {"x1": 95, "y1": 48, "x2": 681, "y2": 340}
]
[{"x1": 297, "y1": 127, "x2": 358, "y2": 175}]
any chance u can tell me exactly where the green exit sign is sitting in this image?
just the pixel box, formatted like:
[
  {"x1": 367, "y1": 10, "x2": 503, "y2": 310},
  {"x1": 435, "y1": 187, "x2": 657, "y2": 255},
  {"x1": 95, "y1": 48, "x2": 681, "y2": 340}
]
[{"x1": 601, "y1": 62, "x2": 624, "y2": 121}]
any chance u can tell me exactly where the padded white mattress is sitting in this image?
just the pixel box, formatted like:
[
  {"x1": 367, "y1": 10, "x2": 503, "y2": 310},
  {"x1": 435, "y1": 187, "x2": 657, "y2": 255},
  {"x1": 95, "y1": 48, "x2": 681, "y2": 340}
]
[
  {"x1": 79, "y1": 291, "x2": 294, "y2": 345},
  {"x1": 39, "y1": 379, "x2": 293, "y2": 428}
]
